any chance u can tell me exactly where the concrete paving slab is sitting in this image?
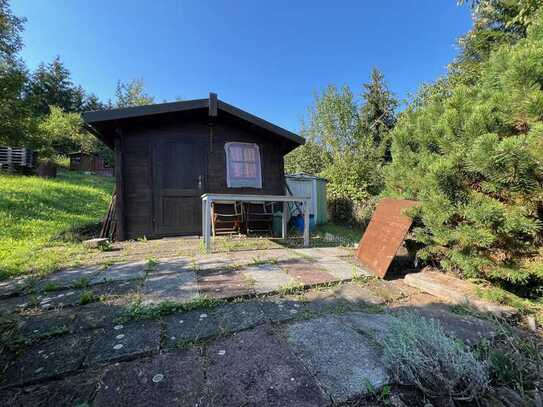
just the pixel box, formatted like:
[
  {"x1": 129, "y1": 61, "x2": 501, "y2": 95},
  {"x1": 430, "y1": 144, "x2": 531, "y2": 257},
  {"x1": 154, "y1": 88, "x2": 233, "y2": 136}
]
[
  {"x1": 148, "y1": 257, "x2": 193, "y2": 275},
  {"x1": 258, "y1": 298, "x2": 313, "y2": 323},
  {"x1": 93, "y1": 350, "x2": 206, "y2": 407},
  {"x1": 34, "y1": 289, "x2": 84, "y2": 309},
  {"x1": 292, "y1": 247, "x2": 328, "y2": 258},
  {"x1": 11, "y1": 280, "x2": 141, "y2": 313},
  {"x1": 289, "y1": 286, "x2": 385, "y2": 317},
  {"x1": 318, "y1": 257, "x2": 372, "y2": 280},
  {"x1": 197, "y1": 269, "x2": 255, "y2": 299},
  {"x1": 336, "y1": 312, "x2": 396, "y2": 342},
  {"x1": 3, "y1": 332, "x2": 94, "y2": 386},
  {"x1": 164, "y1": 298, "x2": 308, "y2": 349},
  {"x1": 73, "y1": 302, "x2": 128, "y2": 331},
  {"x1": 250, "y1": 254, "x2": 304, "y2": 267},
  {"x1": 404, "y1": 270, "x2": 517, "y2": 316},
  {"x1": 204, "y1": 326, "x2": 327, "y2": 407},
  {"x1": 164, "y1": 309, "x2": 223, "y2": 346},
  {"x1": 331, "y1": 283, "x2": 386, "y2": 305},
  {"x1": 214, "y1": 300, "x2": 269, "y2": 335},
  {"x1": 93, "y1": 279, "x2": 142, "y2": 297},
  {"x1": 36, "y1": 265, "x2": 102, "y2": 290},
  {"x1": 85, "y1": 320, "x2": 160, "y2": 365},
  {"x1": 283, "y1": 316, "x2": 388, "y2": 403},
  {"x1": 241, "y1": 264, "x2": 295, "y2": 294},
  {"x1": 0, "y1": 371, "x2": 98, "y2": 407},
  {"x1": 90, "y1": 261, "x2": 146, "y2": 285},
  {"x1": 192, "y1": 255, "x2": 233, "y2": 272},
  {"x1": 141, "y1": 271, "x2": 198, "y2": 305},
  {"x1": 226, "y1": 248, "x2": 297, "y2": 264},
  {"x1": 295, "y1": 247, "x2": 354, "y2": 258},
  {"x1": 280, "y1": 262, "x2": 339, "y2": 286},
  {"x1": 165, "y1": 299, "x2": 280, "y2": 349},
  {"x1": 0, "y1": 276, "x2": 29, "y2": 299},
  {"x1": 18, "y1": 309, "x2": 78, "y2": 340},
  {"x1": 0, "y1": 294, "x2": 38, "y2": 313}
]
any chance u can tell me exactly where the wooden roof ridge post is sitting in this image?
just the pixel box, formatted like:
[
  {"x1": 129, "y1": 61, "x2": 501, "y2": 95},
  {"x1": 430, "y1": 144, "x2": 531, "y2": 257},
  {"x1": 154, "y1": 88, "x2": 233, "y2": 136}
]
[
  {"x1": 208, "y1": 92, "x2": 218, "y2": 117},
  {"x1": 208, "y1": 92, "x2": 217, "y2": 153}
]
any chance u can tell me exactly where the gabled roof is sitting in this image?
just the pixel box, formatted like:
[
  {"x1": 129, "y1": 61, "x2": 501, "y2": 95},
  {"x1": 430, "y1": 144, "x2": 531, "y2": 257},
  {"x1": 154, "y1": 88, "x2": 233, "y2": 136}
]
[
  {"x1": 286, "y1": 172, "x2": 328, "y2": 182},
  {"x1": 82, "y1": 93, "x2": 304, "y2": 146}
]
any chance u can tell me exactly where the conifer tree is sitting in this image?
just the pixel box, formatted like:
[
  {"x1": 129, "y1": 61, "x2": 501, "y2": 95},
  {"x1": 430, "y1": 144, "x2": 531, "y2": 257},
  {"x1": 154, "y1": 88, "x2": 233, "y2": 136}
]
[
  {"x1": 0, "y1": 0, "x2": 31, "y2": 147},
  {"x1": 25, "y1": 57, "x2": 78, "y2": 114},
  {"x1": 386, "y1": 11, "x2": 543, "y2": 293},
  {"x1": 359, "y1": 68, "x2": 398, "y2": 160}
]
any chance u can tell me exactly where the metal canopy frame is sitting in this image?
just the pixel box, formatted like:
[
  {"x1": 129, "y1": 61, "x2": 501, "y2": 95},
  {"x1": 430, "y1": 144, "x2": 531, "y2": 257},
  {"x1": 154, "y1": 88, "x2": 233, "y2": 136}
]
[{"x1": 201, "y1": 193, "x2": 310, "y2": 253}]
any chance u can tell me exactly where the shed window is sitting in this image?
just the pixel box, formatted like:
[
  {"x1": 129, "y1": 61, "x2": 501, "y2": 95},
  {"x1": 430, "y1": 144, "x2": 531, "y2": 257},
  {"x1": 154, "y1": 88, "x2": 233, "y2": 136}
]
[{"x1": 225, "y1": 142, "x2": 262, "y2": 188}]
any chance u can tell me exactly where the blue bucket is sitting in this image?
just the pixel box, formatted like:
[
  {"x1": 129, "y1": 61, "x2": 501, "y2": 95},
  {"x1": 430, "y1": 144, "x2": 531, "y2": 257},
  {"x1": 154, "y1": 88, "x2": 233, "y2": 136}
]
[{"x1": 293, "y1": 214, "x2": 315, "y2": 233}]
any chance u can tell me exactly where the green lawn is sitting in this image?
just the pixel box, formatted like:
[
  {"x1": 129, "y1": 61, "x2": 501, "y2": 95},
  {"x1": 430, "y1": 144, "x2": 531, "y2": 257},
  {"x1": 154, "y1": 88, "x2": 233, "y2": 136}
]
[
  {"x1": 0, "y1": 169, "x2": 114, "y2": 280},
  {"x1": 314, "y1": 222, "x2": 363, "y2": 246}
]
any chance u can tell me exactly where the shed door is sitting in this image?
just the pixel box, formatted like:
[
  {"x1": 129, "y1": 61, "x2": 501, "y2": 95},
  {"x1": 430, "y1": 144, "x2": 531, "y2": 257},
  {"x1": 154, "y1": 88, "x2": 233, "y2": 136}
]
[{"x1": 153, "y1": 136, "x2": 206, "y2": 235}]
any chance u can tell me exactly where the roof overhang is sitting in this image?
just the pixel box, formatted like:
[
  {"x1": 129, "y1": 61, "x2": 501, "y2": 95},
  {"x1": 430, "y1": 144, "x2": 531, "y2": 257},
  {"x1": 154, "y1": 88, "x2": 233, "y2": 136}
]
[{"x1": 82, "y1": 93, "x2": 304, "y2": 149}]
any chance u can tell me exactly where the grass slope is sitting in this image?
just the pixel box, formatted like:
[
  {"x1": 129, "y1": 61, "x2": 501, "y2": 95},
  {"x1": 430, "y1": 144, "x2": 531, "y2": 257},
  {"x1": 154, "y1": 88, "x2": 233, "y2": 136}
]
[{"x1": 0, "y1": 170, "x2": 114, "y2": 279}]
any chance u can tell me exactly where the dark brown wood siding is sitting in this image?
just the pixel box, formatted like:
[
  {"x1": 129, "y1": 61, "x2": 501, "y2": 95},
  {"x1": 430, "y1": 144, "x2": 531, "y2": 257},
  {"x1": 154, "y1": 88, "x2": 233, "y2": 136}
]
[
  {"x1": 208, "y1": 121, "x2": 286, "y2": 195},
  {"x1": 118, "y1": 114, "x2": 287, "y2": 239},
  {"x1": 123, "y1": 133, "x2": 153, "y2": 239}
]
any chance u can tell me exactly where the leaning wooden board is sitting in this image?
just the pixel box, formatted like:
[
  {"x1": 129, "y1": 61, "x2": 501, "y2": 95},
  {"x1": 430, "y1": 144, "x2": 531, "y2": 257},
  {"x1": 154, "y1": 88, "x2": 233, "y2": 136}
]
[{"x1": 356, "y1": 198, "x2": 418, "y2": 278}]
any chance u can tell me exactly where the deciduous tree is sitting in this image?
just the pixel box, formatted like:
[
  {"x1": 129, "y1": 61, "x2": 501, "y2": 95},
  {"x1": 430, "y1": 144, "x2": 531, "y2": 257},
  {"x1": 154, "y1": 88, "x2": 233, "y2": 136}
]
[{"x1": 115, "y1": 79, "x2": 154, "y2": 107}]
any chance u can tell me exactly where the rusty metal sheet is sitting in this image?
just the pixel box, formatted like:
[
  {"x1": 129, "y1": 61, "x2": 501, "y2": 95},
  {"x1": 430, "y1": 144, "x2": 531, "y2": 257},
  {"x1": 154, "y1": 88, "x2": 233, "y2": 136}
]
[{"x1": 356, "y1": 198, "x2": 418, "y2": 279}]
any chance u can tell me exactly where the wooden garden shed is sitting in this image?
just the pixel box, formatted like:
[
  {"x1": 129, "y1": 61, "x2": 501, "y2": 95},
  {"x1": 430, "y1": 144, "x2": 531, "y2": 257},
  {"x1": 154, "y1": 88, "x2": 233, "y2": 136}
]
[
  {"x1": 82, "y1": 93, "x2": 304, "y2": 240},
  {"x1": 68, "y1": 152, "x2": 113, "y2": 176}
]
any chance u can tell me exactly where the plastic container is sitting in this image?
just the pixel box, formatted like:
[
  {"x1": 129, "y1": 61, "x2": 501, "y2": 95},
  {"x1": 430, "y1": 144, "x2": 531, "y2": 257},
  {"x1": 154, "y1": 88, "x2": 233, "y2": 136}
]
[
  {"x1": 293, "y1": 214, "x2": 316, "y2": 233},
  {"x1": 272, "y1": 212, "x2": 283, "y2": 237}
]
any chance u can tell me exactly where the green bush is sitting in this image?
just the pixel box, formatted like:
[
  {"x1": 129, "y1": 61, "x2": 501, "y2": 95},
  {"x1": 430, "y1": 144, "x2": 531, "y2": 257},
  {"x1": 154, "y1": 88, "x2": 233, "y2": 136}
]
[
  {"x1": 328, "y1": 195, "x2": 378, "y2": 227},
  {"x1": 385, "y1": 13, "x2": 543, "y2": 294},
  {"x1": 383, "y1": 313, "x2": 489, "y2": 402}
]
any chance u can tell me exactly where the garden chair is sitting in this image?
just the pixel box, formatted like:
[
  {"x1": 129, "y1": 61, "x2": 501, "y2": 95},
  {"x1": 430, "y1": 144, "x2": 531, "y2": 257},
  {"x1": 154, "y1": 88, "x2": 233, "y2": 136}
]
[
  {"x1": 245, "y1": 202, "x2": 274, "y2": 236},
  {"x1": 211, "y1": 201, "x2": 243, "y2": 236}
]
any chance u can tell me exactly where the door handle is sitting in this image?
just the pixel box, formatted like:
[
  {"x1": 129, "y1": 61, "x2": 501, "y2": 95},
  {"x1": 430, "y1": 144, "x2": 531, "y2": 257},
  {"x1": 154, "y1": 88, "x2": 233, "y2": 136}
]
[{"x1": 198, "y1": 175, "x2": 202, "y2": 189}]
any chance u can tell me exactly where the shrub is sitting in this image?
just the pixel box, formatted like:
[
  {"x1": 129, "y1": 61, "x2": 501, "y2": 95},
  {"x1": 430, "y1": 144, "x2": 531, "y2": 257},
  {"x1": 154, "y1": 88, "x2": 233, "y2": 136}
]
[
  {"x1": 475, "y1": 322, "x2": 543, "y2": 402},
  {"x1": 328, "y1": 196, "x2": 378, "y2": 228},
  {"x1": 382, "y1": 313, "x2": 489, "y2": 402},
  {"x1": 385, "y1": 12, "x2": 543, "y2": 294},
  {"x1": 79, "y1": 289, "x2": 97, "y2": 305}
]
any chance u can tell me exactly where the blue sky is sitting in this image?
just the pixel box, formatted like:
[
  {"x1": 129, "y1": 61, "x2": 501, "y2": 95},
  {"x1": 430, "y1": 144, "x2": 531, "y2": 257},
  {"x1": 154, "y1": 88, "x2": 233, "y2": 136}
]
[{"x1": 12, "y1": 1, "x2": 472, "y2": 132}]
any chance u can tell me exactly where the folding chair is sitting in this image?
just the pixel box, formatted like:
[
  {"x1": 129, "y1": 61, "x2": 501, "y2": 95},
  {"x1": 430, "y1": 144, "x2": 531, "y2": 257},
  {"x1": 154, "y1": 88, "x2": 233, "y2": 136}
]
[
  {"x1": 245, "y1": 202, "x2": 274, "y2": 236},
  {"x1": 211, "y1": 201, "x2": 243, "y2": 236}
]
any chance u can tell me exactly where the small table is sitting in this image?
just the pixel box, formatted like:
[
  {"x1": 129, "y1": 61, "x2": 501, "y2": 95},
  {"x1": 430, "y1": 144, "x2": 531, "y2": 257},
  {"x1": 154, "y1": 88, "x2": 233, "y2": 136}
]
[{"x1": 201, "y1": 193, "x2": 310, "y2": 253}]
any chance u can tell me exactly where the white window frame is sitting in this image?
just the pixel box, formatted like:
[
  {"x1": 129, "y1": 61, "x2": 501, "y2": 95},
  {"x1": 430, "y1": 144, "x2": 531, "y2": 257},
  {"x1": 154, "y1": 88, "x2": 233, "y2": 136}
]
[{"x1": 224, "y1": 142, "x2": 262, "y2": 188}]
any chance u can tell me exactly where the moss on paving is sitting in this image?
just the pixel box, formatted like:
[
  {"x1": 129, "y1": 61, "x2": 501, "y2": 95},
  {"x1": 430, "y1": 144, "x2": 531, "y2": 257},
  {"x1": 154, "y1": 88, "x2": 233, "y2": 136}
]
[{"x1": 118, "y1": 297, "x2": 226, "y2": 323}]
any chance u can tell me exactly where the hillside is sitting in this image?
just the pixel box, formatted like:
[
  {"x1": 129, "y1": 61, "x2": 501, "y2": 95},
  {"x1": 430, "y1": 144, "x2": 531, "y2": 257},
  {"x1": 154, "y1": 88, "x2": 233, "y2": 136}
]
[{"x1": 0, "y1": 170, "x2": 114, "y2": 279}]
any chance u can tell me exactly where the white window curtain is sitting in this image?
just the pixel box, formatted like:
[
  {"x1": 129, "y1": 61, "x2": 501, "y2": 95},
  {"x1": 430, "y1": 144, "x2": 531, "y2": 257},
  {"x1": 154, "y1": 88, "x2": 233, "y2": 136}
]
[{"x1": 224, "y1": 142, "x2": 262, "y2": 188}]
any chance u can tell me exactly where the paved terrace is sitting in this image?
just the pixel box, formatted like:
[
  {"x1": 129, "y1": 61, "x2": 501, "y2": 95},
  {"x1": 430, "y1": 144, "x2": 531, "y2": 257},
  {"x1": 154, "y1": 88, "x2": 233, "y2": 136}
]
[{"x1": 0, "y1": 246, "x2": 499, "y2": 406}]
